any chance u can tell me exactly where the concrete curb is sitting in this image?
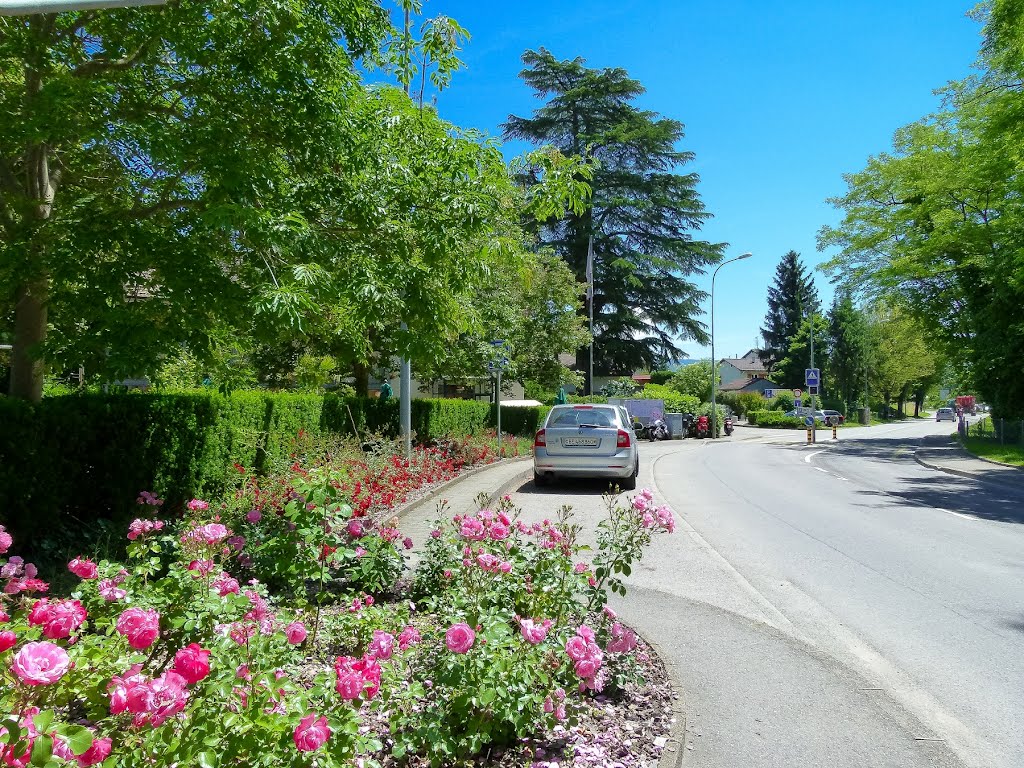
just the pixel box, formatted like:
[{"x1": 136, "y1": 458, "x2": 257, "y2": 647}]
[
  {"x1": 913, "y1": 446, "x2": 1024, "y2": 486},
  {"x1": 388, "y1": 455, "x2": 531, "y2": 523},
  {"x1": 653, "y1": 638, "x2": 689, "y2": 768}
]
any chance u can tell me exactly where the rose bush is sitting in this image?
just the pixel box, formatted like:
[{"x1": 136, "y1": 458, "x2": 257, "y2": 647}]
[{"x1": 1, "y1": 476, "x2": 673, "y2": 767}]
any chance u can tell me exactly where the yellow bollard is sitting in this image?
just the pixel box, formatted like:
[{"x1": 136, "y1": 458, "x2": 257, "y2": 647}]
[
  {"x1": 806, "y1": 428, "x2": 813, "y2": 445},
  {"x1": 832, "y1": 425, "x2": 838, "y2": 440}
]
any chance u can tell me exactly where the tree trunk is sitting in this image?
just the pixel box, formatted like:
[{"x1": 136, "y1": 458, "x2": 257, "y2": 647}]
[
  {"x1": 352, "y1": 359, "x2": 370, "y2": 397},
  {"x1": 9, "y1": 275, "x2": 48, "y2": 402}
]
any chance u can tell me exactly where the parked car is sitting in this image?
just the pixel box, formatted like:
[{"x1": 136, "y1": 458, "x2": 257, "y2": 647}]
[
  {"x1": 784, "y1": 408, "x2": 827, "y2": 422},
  {"x1": 821, "y1": 409, "x2": 845, "y2": 426},
  {"x1": 533, "y1": 404, "x2": 639, "y2": 489},
  {"x1": 936, "y1": 407, "x2": 956, "y2": 422}
]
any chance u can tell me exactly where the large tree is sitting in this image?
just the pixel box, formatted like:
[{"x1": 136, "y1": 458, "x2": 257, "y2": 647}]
[
  {"x1": 826, "y1": 289, "x2": 870, "y2": 410},
  {"x1": 0, "y1": 0, "x2": 393, "y2": 400},
  {"x1": 818, "y1": 1, "x2": 1024, "y2": 416},
  {"x1": 773, "y1": 314, "x2": 828, "y2": 391},
  {"x1": 759, "y1": 250, "x2": 819, "y2": 374},
  {"x1": 502, "y1": 48, "x2": 722, "y2": 392}
]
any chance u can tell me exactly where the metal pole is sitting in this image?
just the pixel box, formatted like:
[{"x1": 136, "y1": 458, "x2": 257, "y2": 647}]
[
  {"x1": 809, "y1": 312, "x2": 815, "y2": 443},
  {"x1": 399, "y1": 324, "x2": 411, "y2": 458},
  {"x1": 709, "y1": 253, "x2": 751, "y2": 438},
  {"x1": 1, "y1": 0, "x2": 165, "y2": 13},
  {"x1": 496, "y1": 367, "x2": 502, "y2": 456},
  {"x1": 588, "y1": 236, "x2": 594, "y2": 397}
]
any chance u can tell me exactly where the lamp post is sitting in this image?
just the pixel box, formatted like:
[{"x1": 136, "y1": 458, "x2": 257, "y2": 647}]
[
  {"x1": 710, "y1": 252, "x2": 752, "y2": 438},
  {"x1": 1, "y1": 0, "x2": 165, "y2": 13}
]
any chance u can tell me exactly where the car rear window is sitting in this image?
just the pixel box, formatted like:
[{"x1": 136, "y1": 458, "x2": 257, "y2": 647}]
[{"x1": 549, "y1": 408, "x2": 617, "y2": 427}]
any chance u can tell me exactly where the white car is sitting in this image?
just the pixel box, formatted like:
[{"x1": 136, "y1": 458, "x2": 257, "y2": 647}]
[
  {"x1": 533, "y1": 404, "x2": 639, "y2": 489},
  {"x1": 936, "y1": 407, "x2": 956, "y2": 422}
]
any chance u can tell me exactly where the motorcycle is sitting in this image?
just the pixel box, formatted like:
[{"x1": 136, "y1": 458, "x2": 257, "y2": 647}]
[
  {"x1": 681, "y1": 412, "x2": 696, "y2": 438},
  {"x1": 695, "y1": 415, "x2": 710, "y2": 439},
  {"x1": 723, "y1": 416, "x2": 734, "y2": 436},
  {"x1": 631, "y1": 418, "x2": 648, "y2": 440},
  {"x1": 647, "y1": 418, "x2": 670, "y2": 441}
]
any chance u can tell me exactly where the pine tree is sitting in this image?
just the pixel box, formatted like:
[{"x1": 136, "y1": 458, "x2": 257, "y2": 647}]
[
  {"x1": 759, "y1": 251, "x2": 820, "y2": 373},
  {"x1": 503, "y1": 49, "x2": 723, "y2": 392},
  {"x1": 826, "y1": 290, "x2": 869, "y2": 410}
]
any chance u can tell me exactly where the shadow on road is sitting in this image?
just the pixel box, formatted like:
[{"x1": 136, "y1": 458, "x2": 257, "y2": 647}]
[
  {"x1": 880, "y1": 474, "x2": 1024, "y2": 525},
  {"x1": 511, "y1": 476, "x2": 629, "y2": 497}
]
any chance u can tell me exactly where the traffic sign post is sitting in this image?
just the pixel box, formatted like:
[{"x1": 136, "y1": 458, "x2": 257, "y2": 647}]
[
  {"x1": 794, "y1": 399, "x2": 801, "y2": 408},
  {"x1": 793, "y1": 389, "x2": 802, "y2": 399},
  {"x1": 804, "y1": 369, "x2": 820, "y2": 388},
  {"x1": 489, "y1": 342, "x2": 510, "y2": 456},
  {"x1": 804, "y1": 414, "x2": 816, "y2": 444}
]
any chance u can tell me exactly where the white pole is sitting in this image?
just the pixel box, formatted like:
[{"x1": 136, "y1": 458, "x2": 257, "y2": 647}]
[
  {"x1": 400, "y1": 323, "x2": 411, "y2": 458},
  {"x1": 588, "y1": 236, "x2": 594, "y2": 396},
  {"x1": 709, "y1": 253, "x2": 752, "y2": 438},
  {"x1": 496, "y1": 367, "x2": 502, "y2": 456}
]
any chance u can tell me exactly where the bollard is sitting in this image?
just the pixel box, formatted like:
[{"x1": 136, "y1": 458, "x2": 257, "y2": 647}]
[
  {"x1": 832, "y1": 425, "x2": 838, "y2": 440},
  {"x1": 806, "y1": 428, "x2": 813, "y2": 445}
]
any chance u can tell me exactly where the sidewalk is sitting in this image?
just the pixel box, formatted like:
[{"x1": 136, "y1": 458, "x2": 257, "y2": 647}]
[
  {"x1": 393, "y1": 458, "x2": 966, "y2": 768},
  {"x1": 914, "y1": 436, "x2": 1024, "y2": 488}
]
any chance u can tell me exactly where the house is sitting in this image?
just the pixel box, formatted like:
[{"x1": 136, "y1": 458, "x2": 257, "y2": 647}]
[
  {"x1": 719, "y1": 349, "x2": 769, "y2": 387},
  {"x1": 718, "y1": 377, "x2": 779, "y2": 396}
]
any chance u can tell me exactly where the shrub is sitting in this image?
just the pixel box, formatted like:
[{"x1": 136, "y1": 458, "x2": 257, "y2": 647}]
[
  {"x1": 737, "y1": 392, "x2": 768, "y2": 417},
  {"x1": 768, "y1": 391, "x2": 796, "y2": 412},
  {"x1": 749, "y1": 410, "x2": 806, "y2": 428}
]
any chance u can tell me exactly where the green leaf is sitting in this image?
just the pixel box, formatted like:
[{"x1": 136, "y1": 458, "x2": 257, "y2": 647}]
[
  {"x1": 62, "y1": 727, "x2": 94, "y2": 757},
  {"x1": 30, "y1": 712, "x2": 53, "y2": 736},
  {"x1": 30, "y1": 734, "x2": 52, "y2": 766},
  {"x1": 198, "y1": 751, "x2": 219, "y2": 768}
]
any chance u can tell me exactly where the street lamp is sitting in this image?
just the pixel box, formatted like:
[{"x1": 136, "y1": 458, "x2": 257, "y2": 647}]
[
  {"x1": 710, "y1": 252, "x2": 752, "y2": 438},
  {"x1": 1, "y1": 0, "x2": 165, "y2": 13}
]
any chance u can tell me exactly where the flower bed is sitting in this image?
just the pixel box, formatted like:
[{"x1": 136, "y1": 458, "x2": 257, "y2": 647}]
[{"x1": 1, "y1": 453, "x2": 676, "y2": 767}]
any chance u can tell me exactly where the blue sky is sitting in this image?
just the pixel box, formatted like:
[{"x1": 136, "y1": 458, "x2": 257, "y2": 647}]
[{"x1": 425, "y1": 0, "x2": 982, "y2": 362}]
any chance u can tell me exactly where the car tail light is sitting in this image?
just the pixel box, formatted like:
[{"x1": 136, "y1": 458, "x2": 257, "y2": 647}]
[
  {"x1": 617, "y1": 429, "x2": 631, "y2": 448},
  {"x1": 534, "y1": 429, "x2": 546, "y2": 448}
]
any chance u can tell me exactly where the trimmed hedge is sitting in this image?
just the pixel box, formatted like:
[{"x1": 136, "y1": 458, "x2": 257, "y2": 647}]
[
  {"x1": 0, "y1": 392, "x2": 544, "y2": 543},
  {"x1": 749, "y1": 410, "x2": 807, "y2": 429}
]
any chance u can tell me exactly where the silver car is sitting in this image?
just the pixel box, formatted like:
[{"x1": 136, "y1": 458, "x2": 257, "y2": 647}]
[
  {"x1": 936, "y1": 407, "x2": 956, "y2": 422},
  {"x1": 533, "y1": 404, "x2": 639, "y2": 489}
]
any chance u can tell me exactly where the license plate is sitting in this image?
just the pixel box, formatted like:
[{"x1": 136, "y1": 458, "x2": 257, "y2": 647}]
[{"x1": 563, "y1": 437, "x2": 599, "y2": 447}]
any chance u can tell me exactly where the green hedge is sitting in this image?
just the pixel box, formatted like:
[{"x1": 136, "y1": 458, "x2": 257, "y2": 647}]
[
  {"x1": 749, "y1": 410, "x2": 807, "y2": 429},
  {"x1": 0, "y1": 392, "x2": 544, "y2": 543}
]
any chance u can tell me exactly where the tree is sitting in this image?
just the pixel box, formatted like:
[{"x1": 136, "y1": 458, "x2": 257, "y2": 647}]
[
  {"x1": 0, "y1": 1, "x2": 392, "y2": 400},
  {"x1": 503, "y1": 48, "x2": 723, "y2": 392},
  {"x1": 668, "y1": 360, "x2": 715, "y2": 403},
  {"x1": 759, "y1": 251, "x2": 819, "y2": 373},
  {"x1": 865, "y1": 305, "x2": 937, "y2": 416},
  {"x1": 774, "y1": 314, "x2": 828, "y2": 391},
  {"x1": 826, "y1": 290, "x2": 870, "y2": 410},
  {"x1": 819, "y1": 2, "x2": 1024, "y2": 416}
]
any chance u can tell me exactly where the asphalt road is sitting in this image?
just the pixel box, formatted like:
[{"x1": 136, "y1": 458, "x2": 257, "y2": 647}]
[{"x1": 504, "y1": 419, "x2": 1024, "y2": 768}]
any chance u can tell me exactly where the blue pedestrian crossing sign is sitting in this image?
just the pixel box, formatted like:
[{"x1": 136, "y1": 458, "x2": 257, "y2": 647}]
[{"x1": 804, "y1": 368, "x2": 820, "y2": 387}]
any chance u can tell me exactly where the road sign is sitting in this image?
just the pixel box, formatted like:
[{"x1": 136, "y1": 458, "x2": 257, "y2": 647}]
[
  {"x1": 804, "y1": 415, "x2": 815, "y2": 427},
  {"x1": 793, "y1": 389, "x2": 802, "y2": 399},
  {"x1": 490, "y1": 339, "x2": 505, "y2": 347},
  {"x1": 808, "y1": 385, "x2": 819, "y2": 396},
  {"x1": 794, "y1": 399, "x2": 801, "y2": 408},
  {"x1": 763, "y1": 389, "x2": 775, "y2": 399},
  {"x1": 804, "y1": 368, "x2": 820, "y2": 387}
]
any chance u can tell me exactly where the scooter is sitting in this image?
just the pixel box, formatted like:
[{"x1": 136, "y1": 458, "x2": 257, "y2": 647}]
[
  {"x1": 647, "y1": 418, "x2": 670, "y2": 441},
  {"x1": 695, "y1": 415, "x2": 710, "y2": 439},
  {"x1": 723, "y1": 417, "x2": 734, "y2": 436}
]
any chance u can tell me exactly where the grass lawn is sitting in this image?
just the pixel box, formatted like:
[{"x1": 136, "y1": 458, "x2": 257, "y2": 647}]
[{"x1": 961, "y1": 437, "x2": 1024, "y2": 467}]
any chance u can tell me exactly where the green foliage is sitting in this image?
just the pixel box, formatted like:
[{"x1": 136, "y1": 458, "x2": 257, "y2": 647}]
[
  {"x1": 726, "y1": 391, "x2": 768, "y2": 418},
  {"x1": 649, "y1": 369, "x2": 674, "y2": 385},
  {"x1": 0, "y1": 393, "x2": 547, "y2": 544},
  {"x1": 768, "y1": 391, "x2": 796, "y2": 412},
  {"x1": 749, "y1": 410, "x2": 806, "y2": 428},
  {"x1": 760, "y1": 251, "x2": 820, "y2": 374},
  {"x1": 504, "y1": 48, "x2": 723, "y2": 386},
  {"x1": 600, "y1": 377, "x2": 641, "y2": 397},
  {"x1": 774, "y1": 314, "x2": 829, "y2": 390},
  {"x1": 668, "y1": 360, "x2": 715, "y2": 402},
  {"x1": 826, "y1": 289, "x2": 871, "y2": 410},
  {"x1": 639, "y1": 384, "x2": 699, "y2": 414}
]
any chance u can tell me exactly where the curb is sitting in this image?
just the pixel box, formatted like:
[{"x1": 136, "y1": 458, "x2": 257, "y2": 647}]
[
  {"x1": 388, "y1": 455, "x2": 532, "y2": 523},
  {"x1": 913, "y1": 448, "x2": 1024, "y2": 487},
  {"x1": 654, "y1": 643, "x2": 688, "y2": 768}
]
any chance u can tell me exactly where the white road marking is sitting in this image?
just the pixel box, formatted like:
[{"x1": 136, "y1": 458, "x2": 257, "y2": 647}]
[
  {"x1": 814, "y1": 467, "x2": 829, "y2": 474},
  {"x1": 804, "y1": 451, "x2": 824, "y2": 463},
  {"x1": 937, "y1": 508, "x2": 976, "y2": 521}
]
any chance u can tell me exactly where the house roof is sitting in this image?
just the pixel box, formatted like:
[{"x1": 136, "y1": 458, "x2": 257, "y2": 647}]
[
  {"x1": 719, "y1": 377, "x2": 778, "y2": 393},
  {"x1": 719, "y1": 349, "x2": 767, "y2": 373}
]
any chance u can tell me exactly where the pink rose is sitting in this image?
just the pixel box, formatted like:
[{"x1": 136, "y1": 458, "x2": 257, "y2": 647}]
[
  {"x1": 574, "y1": 657, "x2": 600, "y2": 678},
  {"x1": 146, "y1": 671, "x2": 190, "y2": 726},
  {"x1": 116, "y1": 607, "x2": 160, "y2": 649},
  {"x1": 489, "y1": 523, "x2": 510, "y2": 541},
  {"x1": 75, "y1": 735, "x2": 112, "y2": 767},
  {"x1": 607, "y1": 622, "x2": 638, "y2": 654},
  {"x1": 403, "y1": 536, "x2": 414, "y2": 550},
  {"x1": 430, "y1": 529, "x2": 441, "y2": 538},
  {"x1": 0, "y1": 630, "x2": 16, "y2": 652},
  {"x1": 284, "y1": 621, "x2": 307, "y2": 645},
  {"x1": 246, "y1": 510, "x2": 262, "y2": 523},
  {"x1": 0, "y1": 610, "x2": 9, "y2": 623},
  {"x1": 346, "y1": 519, "x2": 364, "y2": 538},
  {"x1": 28, "y1": 599, "x2": 86, "y2": 639},
  {"x1": 367, "y1": 630, "x2": 395, "y2": 660},
  {"x1": 172, "y1": 643, "x2": 211, "y2": 684},
  {"x1": 445, "y1": 623, "x2": 476, "y2": 654},
  {"x1": 398, "y1": 625, "x2": 421, "y2": 651},
  {"x1": 212, "y1": 572, "x2": 240, "y2": 596},
  {"x1": 187, "y1": 499, "x2": 210, "y2": 511},
  {"x1": 576, "y1": 624, "x2": 596, "y2": 643},
  {"x1": 0, "y1": 526, "x2": 12, "y2": 555},
  {"x1": 68, "y1": 557, "x2": 98, "y2": 580},
  {"x1": 98, "y1": 579, "x2": 127, "y2": 601},
  {"x1": 573, "y1": 561, "x2": 588, "y2": 574},
  {"x1": 293, "y1": 713, "x2": 330, "y2": 752},
  {"x1": 11, "y1": 641, "x2": 71, "y2": 685},
  {"x1": 458, "y1": 517, "x2": 485, "y2": 541},
  {"x1": 518, "y1": 618, "x2": 549, "y2": 645},
  {"x1": 333, "y1": 655, "x2": 381, "y2": 700},
  {"x1": 565, "y1": 635, "x2": 589, "y2": 661}
]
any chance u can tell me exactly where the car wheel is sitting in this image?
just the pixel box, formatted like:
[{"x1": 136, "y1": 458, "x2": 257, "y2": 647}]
[
  {"x1": 533, "y1": 471, "x2": 548, "y2": 487},
  {"x1": 621, "y1": 460, "x2": 638, "y2": 491}
]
